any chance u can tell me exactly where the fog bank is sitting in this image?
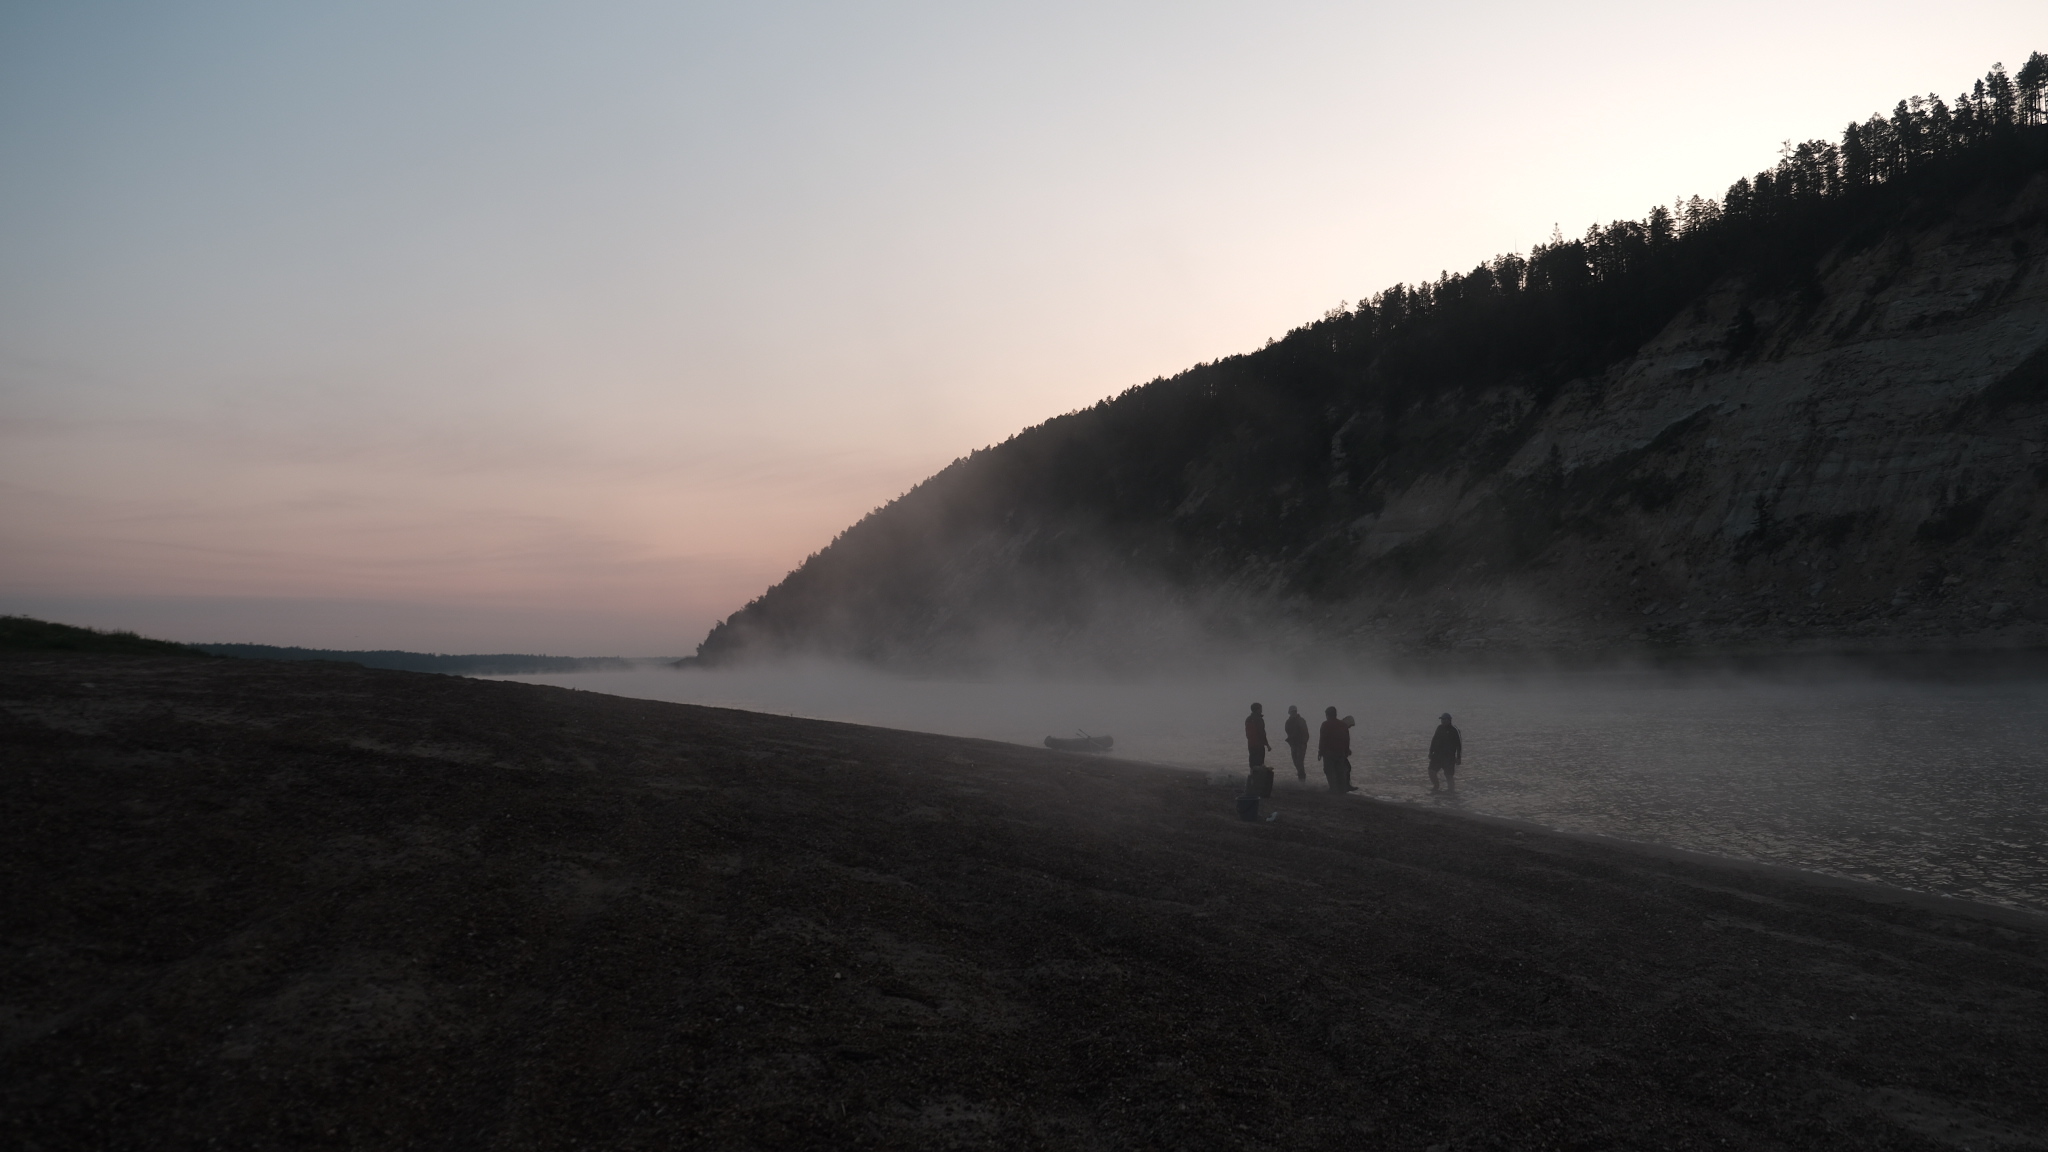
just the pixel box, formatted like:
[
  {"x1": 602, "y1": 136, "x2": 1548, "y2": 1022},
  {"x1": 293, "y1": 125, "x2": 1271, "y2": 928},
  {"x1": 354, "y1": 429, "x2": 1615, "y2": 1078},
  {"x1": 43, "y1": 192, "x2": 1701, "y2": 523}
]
[{"x1": 495, "y1": 660, "x2": 2048, "y2": 912}]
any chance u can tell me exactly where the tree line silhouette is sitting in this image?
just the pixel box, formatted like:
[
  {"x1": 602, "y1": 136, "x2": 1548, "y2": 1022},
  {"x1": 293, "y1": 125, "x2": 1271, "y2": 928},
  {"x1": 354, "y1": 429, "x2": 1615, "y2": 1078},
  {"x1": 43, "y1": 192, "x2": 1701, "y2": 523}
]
[{"x1": 1327, "y1": 53, "x2": 2047, "y2": 403}]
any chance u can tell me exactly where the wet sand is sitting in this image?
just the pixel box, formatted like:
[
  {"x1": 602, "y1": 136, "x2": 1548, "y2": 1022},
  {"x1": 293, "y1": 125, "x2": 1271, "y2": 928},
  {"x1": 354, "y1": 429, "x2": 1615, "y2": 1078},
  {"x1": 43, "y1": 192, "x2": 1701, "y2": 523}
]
[{"x1": 4, "y1": 654, "x2": 2047, "y2": 1150}]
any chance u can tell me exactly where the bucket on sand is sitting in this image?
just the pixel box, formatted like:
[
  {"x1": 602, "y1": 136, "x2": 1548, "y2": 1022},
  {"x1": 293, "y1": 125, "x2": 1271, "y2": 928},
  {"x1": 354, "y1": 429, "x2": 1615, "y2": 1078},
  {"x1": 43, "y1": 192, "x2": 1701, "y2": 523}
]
[{"x1": 1236, "y1": 793, "x2": 1261, "y2": 821}]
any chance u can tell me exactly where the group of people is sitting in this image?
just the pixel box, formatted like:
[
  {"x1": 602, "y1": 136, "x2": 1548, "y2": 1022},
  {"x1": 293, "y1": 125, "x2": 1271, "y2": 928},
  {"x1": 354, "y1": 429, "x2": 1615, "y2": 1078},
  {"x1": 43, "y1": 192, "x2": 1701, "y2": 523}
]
[{"x1": 1241, "y1": 703, "x2": 1462, "y2": 798}]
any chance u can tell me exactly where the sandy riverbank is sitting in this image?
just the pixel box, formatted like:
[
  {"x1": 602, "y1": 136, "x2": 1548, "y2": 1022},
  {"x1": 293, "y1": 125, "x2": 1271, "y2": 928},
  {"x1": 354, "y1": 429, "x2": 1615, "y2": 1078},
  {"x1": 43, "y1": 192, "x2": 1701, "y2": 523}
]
[{"x1": 4, "y1": 653, "x2": 2046, "y2": 1150}]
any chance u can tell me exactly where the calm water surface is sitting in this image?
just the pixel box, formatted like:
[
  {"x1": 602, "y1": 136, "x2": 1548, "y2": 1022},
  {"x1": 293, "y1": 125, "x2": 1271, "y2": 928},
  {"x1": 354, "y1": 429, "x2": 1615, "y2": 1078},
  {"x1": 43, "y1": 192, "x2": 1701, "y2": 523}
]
[{"x1": 494, "y1": 664, "x2": 2048, "y2": 912}]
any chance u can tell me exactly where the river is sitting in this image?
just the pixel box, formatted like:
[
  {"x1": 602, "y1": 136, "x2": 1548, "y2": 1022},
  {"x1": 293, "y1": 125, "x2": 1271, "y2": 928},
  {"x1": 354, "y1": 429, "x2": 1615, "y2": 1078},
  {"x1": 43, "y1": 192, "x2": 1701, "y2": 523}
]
[{"x1": 492, "y1": 660, "x2": 2048, "y2": 913}]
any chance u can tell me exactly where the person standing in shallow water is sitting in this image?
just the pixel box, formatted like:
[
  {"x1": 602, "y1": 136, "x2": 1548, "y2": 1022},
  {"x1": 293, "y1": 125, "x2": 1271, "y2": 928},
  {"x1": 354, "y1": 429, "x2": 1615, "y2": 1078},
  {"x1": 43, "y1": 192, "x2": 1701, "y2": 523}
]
[
  {"x1": 1317, "y1": 707, "x2": 1357, "y2": 793},
  {"x1": 1244, "y1": 703, "x2": 1274, "y2": 798},
  {"x1": 1429, "y1": 712, "x2": 1462, "y2": 793},
  {"x1": 1283, "y1": 705, "x2": 1310, "y2": 782}
]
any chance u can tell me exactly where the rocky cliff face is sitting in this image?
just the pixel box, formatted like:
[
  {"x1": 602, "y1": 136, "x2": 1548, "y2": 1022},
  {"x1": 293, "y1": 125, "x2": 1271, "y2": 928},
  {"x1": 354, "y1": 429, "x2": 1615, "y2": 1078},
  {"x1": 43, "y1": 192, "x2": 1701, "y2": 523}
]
[
  {"x1": 699, "y1": 172, "x2": 2048, "y2": 668},
  {"x1": 1386, "y1": 172, "x2": 2048, "y2": 656}
]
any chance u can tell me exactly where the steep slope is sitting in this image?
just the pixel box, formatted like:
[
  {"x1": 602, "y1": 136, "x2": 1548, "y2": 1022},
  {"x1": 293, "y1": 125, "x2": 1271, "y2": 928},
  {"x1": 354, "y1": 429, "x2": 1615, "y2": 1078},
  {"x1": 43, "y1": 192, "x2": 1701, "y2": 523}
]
[{"x1": 699, "y1": 122, "x2": 2048, "y2": 669}]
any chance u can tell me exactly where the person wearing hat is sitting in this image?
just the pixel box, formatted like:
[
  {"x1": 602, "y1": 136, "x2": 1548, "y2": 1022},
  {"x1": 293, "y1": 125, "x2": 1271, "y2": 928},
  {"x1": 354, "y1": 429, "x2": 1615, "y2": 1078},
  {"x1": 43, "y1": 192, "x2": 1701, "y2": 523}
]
[{"x1": 1428, "y1": 712, "x2": 1462, "y2": 792}]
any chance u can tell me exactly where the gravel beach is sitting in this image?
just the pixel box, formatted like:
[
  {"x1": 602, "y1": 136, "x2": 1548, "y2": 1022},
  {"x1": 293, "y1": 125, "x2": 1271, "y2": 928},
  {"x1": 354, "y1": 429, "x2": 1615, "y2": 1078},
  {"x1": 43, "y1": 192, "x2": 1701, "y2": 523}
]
[{"x1": 4, "y1": 653, "x2": 2046, "y2": 1150}]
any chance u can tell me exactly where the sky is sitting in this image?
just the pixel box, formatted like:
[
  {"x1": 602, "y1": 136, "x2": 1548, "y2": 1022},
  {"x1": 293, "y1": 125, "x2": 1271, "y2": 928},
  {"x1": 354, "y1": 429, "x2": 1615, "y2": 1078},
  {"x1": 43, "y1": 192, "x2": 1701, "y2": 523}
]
[{"x1": 3, "y1": 2, "x2": 2042, "y2": 655}]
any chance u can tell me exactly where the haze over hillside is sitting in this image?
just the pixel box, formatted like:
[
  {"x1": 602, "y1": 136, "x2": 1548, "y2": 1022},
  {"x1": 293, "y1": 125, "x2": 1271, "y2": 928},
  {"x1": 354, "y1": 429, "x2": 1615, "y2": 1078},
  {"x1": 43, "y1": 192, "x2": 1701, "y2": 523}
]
[{"x1": 696, "y1": 55, "x2": 2048, "y2": 670}]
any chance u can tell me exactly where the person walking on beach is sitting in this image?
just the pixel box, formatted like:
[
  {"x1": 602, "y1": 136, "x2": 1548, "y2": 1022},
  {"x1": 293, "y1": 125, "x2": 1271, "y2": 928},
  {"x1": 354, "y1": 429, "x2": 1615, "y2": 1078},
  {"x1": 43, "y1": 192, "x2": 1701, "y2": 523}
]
[
  {"x1": 1283, "y1": 705, "x2": 1310, "y2": 782},
  {"x1": 1245, "y1": 703, "x2": 1274, "y2": 798},
  {"x1": 1429, "y1": 712, "x2": 1462, "y2": 793},
  {"x1": 1317, "y1": 707, "x2": 1356, "y2": 793}
]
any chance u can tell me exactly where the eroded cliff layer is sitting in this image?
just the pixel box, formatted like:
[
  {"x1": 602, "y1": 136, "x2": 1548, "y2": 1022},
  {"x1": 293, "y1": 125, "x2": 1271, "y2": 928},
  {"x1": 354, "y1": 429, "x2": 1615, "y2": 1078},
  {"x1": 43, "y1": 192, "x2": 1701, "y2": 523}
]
[
  {"x1": 699, "y1": 161, "x2": 2048, "y2": 668},
  {"x1": 1347, "y1": 172, "x2": 2048, "y2": 656}
]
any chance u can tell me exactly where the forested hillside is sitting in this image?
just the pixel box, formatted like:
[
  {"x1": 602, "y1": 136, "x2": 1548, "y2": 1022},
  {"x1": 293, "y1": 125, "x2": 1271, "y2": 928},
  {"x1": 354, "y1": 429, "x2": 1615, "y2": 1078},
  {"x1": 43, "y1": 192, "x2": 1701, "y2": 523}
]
[{"x1": 698, "y1": 55, "x2": 2048, "y2": 668}]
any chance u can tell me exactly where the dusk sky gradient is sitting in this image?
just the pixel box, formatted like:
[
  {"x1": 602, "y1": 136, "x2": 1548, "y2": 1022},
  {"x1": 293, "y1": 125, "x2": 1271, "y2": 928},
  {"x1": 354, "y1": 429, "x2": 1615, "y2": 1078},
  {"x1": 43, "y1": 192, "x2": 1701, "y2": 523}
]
[{"x1": 4, "y1": 2, "x2": 2042, "y2": 653}]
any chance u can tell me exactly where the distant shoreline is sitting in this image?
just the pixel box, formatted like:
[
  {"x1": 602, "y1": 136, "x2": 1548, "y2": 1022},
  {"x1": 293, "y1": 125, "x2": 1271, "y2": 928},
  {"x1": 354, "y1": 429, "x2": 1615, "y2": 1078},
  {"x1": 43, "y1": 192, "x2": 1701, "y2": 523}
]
[
  {"x1": 669, "y1": 640, "x2": 2048, "y2": 682},
  {"x1": 194, "y1": 643, "x2": 681, "y2": 676}
]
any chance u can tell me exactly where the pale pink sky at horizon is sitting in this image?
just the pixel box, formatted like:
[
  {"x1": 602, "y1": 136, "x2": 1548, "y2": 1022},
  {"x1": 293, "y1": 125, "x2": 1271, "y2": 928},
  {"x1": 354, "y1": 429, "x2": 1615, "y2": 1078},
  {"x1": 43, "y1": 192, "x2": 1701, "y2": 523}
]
[{"x1": 3, "y1": 2, "x2": 2042, "y2": 654}]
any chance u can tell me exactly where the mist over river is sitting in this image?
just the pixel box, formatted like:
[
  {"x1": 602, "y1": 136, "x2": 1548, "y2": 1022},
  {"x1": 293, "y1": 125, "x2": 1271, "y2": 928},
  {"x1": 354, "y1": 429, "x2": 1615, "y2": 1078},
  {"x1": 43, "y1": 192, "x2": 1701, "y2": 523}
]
[{"x1": 493, "y1": 661, "x2": 2048, "y2": 913}]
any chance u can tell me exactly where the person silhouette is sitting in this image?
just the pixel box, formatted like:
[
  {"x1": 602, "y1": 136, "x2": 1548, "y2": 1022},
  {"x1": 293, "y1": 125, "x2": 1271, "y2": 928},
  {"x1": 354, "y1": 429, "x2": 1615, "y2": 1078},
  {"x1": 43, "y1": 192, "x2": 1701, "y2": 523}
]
[
  {"x1": 1283, "y1": 705, "x2": 1310, "y2": 782},
  {"x1": 1244, "y1": 703, "x2": 1274, "y2": 798},
  {"x1": 1429, "y1": 712, "x2": 1462, "y2": 793},
  {"x1": 1317, "y1": 706, "x2": 1356, "y2": 793}
]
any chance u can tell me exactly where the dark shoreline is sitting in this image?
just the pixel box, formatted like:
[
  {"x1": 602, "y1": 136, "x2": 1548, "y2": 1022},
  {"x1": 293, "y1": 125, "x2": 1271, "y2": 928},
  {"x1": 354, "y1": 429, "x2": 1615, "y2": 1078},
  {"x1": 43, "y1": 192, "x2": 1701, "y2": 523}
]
[
  {"x1": 5, "y1": 652, "x2": 2046, "y2": 1149},
  {"x1": 1337, "y1": 639, "x2": 2048, "y2": 682},
  {"x1": 1368, "y1": 796, "x2": 2048, "y2": 932},
  {"x1": 194, "y1": 643, "x2": 662, "y2": 676},
  {"x1": 686, "y1": 639, "x2": 2048, "y2": 686}
]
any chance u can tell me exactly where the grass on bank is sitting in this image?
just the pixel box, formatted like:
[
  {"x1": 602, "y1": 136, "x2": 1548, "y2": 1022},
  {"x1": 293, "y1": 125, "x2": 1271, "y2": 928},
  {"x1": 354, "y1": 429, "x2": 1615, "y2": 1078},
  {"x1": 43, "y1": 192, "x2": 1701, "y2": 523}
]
[{"x1": 0, "y1": 616, "x2": 214, "y2": 657}]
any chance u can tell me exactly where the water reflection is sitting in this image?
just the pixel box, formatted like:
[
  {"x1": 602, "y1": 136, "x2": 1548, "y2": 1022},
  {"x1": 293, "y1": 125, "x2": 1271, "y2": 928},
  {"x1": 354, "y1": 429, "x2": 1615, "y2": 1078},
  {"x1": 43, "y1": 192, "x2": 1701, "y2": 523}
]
[{"x1": 493, "y1": 663, "x2": 2048, "y2": 912}]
